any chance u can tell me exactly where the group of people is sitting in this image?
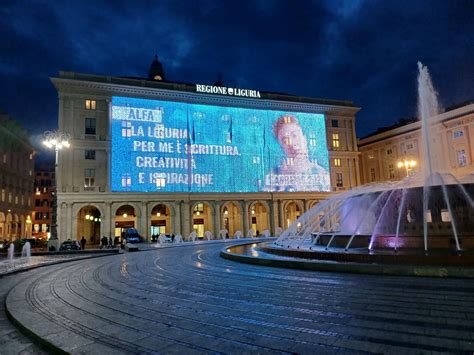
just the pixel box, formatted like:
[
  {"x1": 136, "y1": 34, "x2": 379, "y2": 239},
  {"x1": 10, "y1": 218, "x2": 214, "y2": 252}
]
[{"x1": 79, "y1": 236, "x2": 115, "y2": 250}]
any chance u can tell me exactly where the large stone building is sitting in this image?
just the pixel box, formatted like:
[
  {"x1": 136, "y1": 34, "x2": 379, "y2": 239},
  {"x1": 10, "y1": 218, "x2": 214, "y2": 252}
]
[
  {"x1": 0, "y1": 111, "x2": 35, "y2": 241},
  {"x1": 31, "y1": 165, "x2": 55, "y2": 239},
  {"x1": 358, "y1": 102, "x2": 474, "y2": 184},
  {"x1": 51, "y1": 61, "x2": 360, "y2": 244}
]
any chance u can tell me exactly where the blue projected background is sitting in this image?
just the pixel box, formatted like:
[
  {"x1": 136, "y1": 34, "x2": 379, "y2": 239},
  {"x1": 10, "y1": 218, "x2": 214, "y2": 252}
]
[{"x1": 111, "y1": 96, "x2": 330, "y2": 192}]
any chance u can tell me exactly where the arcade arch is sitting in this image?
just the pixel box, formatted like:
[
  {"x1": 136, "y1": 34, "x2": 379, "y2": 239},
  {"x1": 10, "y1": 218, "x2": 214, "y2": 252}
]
[
  {"x1": 249, "y1": 202, "x2": 270, "y2": 236},
  {"x1": 0, "y1": 212, "x2": 5, "y2": 239},
  {"x1": 150, "y1": 203, "x2": 172, "y2": 236},
  {"x1": 77, "y1": 205, "x2": 102, "y2": 244},
  {"x1": 284, "y1": 201, "x2": 302, "y2": 229},
  {"x1": 221, "y1": 202, "x2": 242, "y2": 237},
  {"x1": 191, "y1": 202, "x2": 212, "y2": 238},
  {"x1": 115, "y1": 204, "x2": 137, "y2": 239}
]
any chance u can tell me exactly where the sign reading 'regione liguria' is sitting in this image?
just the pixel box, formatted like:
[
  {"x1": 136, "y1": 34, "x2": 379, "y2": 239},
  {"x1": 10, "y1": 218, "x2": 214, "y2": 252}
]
[{"x1": 111, "y1": 96, "x2": 330, "y2": 193}]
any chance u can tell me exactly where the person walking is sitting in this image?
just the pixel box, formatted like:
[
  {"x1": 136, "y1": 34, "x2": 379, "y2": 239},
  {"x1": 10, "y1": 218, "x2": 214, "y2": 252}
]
[
  {"x1": 101, "y1": 236, "x2": 107, "y2": 249},
  {"x1": 80, "y1": 236, "x2": 86, "y2": 250},
  {"x1": 108, "y1": 236, "x2": 113, "y2": 248}
]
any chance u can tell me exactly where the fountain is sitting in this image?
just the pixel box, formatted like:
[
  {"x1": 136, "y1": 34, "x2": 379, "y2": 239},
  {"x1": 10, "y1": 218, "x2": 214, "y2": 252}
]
[
  {"x1": 252, "y1": 62, "x2": 474, "y2": 266},
  {"x1": 21, "y1": 241, "x2": 31, "y2": 259},
  {"x1": 7, "y1": 243, "x2": 14, "y2": 261}
]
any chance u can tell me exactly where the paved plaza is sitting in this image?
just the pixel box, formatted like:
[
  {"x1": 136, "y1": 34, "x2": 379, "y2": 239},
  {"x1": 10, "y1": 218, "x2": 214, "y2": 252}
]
[{"x1": 1, "y1": 241, "x2": 474, "y2": 354}]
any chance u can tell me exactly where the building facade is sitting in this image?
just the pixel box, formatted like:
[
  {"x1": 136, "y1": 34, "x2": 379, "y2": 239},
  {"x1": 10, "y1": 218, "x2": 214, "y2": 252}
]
[
  {"x1": 0, "y1": 112, "x2": 35, "y2": 241},
  {"x1": 358, "y1": 102, "x2": 474, "y2": 184},
  {"x1": 32, "y1": 167, "x2": 55, "y2": 239},
  {"x1": 51, "y1": 70, "x2": 360, "y2": 244}
]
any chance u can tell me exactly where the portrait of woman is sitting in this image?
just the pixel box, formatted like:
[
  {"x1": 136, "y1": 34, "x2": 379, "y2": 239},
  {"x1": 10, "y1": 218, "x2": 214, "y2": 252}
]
[{"x1": 263, "y1": 114, "x2": 330, "y2": 192}]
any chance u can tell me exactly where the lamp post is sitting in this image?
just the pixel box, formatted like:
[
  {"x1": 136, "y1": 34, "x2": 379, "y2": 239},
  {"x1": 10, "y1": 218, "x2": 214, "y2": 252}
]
[
  {"x1": 397, "y1": 159, "x2": 417, "y2": 177},
  {"x1": 43, "y1": 130, "x2": 70, "y2": 250}
]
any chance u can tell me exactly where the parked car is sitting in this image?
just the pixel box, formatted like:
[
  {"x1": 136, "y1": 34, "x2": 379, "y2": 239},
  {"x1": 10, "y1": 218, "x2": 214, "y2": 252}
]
[
  {"x1": 124, "y1": 228, "x2": 143, "y2": 243},
  {"x1": 59, "y1": 240, "x2": 81, "y2": 251}
]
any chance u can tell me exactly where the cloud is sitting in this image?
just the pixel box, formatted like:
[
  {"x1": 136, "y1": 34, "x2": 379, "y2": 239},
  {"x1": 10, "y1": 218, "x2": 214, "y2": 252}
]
[{"x1": 0, "y1": 0, "x2": 472, "y2": 139}]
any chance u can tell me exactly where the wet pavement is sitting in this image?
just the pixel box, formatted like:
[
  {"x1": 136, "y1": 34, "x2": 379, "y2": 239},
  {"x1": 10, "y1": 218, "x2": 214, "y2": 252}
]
[{"x1": 2, "y1": 240, "x2": 474, "y2": 353}]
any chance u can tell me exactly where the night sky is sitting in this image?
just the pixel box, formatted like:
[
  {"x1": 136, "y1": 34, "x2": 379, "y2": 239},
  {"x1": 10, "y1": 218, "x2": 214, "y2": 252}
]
[{"x1": 1, "y1": 0, "x2": 473, "y2": 151}]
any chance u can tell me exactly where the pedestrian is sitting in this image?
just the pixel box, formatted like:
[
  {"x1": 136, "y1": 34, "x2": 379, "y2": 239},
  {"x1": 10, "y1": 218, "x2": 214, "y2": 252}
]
[
  {"x1": 108, "y1": 236, "x2": 113, "y2": 248},
  {"x1": 101, "y1": 236, "x2": 107, "y2": 249},
  {"x1": 80, "y1": 236, "x2": 86, "y2": 250}
]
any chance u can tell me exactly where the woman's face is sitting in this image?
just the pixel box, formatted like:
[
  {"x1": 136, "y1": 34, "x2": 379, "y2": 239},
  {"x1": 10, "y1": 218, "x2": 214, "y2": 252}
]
[{"x1": 278, "y1": 123, "x2": 308, "y2": 157}]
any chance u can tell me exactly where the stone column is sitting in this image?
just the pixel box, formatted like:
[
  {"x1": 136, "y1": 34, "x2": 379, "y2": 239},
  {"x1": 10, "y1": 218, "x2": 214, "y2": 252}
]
[
  {"x1": 181, "y1": 201, "x2": 190, "y2": 238},
  {"x1": 270, "y1": 199, "x2": 279, "y2": 234},
  {"x1": 103, "y1": 202, "x2": 112, "y2": 239},
  {"x1": 213, "y1": 201, "x2": 221, "y2": 237},
  {"x1": 354, "y1": 158, "x2": 361, "y2": 186},
  {"x1": 241, "y1": 200, "x2": 250, "y2": 236},
  {"x1": 66, "y1": 202, "x2": 73, "y2": 239},
  {"x1": 173, "y1": 201, "x2": 181, "y2": 235},
  {"x1": 140, "y1": 202, "x2": 149, "y2": 241}
]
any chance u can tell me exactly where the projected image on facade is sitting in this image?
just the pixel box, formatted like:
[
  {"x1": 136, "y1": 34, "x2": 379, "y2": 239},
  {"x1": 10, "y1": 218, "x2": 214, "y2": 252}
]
[{"x1": 111, "y1": 96, "x2": 330, "y2": 193}]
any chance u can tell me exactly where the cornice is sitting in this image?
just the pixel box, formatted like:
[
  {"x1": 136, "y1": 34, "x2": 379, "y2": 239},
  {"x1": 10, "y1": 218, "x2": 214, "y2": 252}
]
[{"x1": 51, "y1": 77, "x2": 360, "y2": 116}]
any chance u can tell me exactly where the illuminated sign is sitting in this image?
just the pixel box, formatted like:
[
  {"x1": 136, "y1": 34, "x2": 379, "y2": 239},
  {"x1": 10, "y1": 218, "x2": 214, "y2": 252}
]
[
  {"x1": 196, "y1": 84, "x2": 261, "y2": 98},
  {"x1": 111, "y1": 96, "x2": 330, "y2": 193}
]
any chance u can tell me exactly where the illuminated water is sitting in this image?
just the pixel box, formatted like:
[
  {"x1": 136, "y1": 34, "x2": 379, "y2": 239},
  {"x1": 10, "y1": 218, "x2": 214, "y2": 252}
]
[
  {"x1": 274, "y1": 63, "x2": 474, "y2": 253},
  {"x1": 8, "y1": 244, "x2": 14, "y2": 261}
]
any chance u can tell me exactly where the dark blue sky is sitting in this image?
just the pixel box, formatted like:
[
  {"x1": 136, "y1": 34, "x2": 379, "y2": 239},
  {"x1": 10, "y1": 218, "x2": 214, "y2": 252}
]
[{"x1": 1, "y1": 0, "x2": 473, "y2": 142}]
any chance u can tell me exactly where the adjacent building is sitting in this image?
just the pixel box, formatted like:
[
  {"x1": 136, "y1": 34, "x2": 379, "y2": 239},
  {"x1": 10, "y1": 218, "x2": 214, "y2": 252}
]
[
  {"x1": 51, "y1": 59, "x2": 360, "y2": 244},
  {"x1": 0, "y1": 111, "x2": 35, "y2": 241},
  {"x1": 31, "y1": 166, "x2": 55, "y2": 239},
  {"x1": 358, "y1": 102, "x2": 474, "y2": 184}
]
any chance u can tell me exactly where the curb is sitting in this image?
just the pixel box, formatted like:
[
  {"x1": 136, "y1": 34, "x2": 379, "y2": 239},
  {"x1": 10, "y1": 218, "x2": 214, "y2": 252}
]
[
  {"x1": 0, "y1": 251, "x2": 119, "y2": 278},
  {"x1": 4, "y1": 299, "x2": 68, "y2": 355},
  {"x1": 220, "y1": 242, "x2": 474, "y2": 278}
]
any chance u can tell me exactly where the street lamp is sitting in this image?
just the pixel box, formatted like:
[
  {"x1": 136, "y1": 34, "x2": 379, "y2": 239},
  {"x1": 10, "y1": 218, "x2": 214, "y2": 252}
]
[
  {"x1": 397, "y1": 159, "x2": 417, "y2": 177},
  {"x1": 43, "y1": 130, "x2": 71, "y2": 250}
]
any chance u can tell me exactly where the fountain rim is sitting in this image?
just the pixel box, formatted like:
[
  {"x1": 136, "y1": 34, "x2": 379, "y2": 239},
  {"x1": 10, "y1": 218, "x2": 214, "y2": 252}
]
[{"x1": 221, "y1": 241, "x2": 474, "y2": 278}]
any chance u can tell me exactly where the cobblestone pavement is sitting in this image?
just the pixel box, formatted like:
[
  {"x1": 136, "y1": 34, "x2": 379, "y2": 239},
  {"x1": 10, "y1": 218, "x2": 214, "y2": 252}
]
[{"x1": 3, "y1": 242, "x2": 474, "y2": 354}]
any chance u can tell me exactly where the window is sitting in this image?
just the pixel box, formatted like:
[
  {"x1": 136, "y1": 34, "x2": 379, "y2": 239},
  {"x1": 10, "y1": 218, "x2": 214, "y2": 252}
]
[
  {"x1": 2, "y1": 154, "x2": 6, "y2": 163},
  {"x1": 406, "y1": 143, "x2": 414, "y2": 150},
  {"x1": 386, "y1": 148, "x2": 393, "y2": 155},
  {"x1": 85, "y1": 99, "x2": 96, "y2": 110},
  {"x1": 283, "y1": 136, "x2": 291, "y2": 146},
  {"x1": 252, "y1": 156, "x2": 260, "y2": 164},
  {"x1": 194, "y1": 203, "x2": 204, "y2": 214},
  {"x1": 454, "y1": 130, "x2": 464, "y2": 138},
  {"x1": 14, "y1": 195, "x2": 18, "y2": 204},
  {"x1": 85, "y1": 150, "x2": 96, "y2": 160},
  {"x1": 84, "y1": 168, "x2": 95, "y2": 188},
  {"x1": 370, "y1": 168, "x2": 376, "y2": 182},
  {"x1": 121, "y1": 121, "x2": 132, "y2": 137},
  {"x1": 388, "y1": 164, "x2": 395, "y2": 179},
  {"x1": 457, "y1": 149, "x2": 467, "y2": 167},
  {"x1": 332, "y1": 133, "x2": 340, "y2": 149},
  {"x1": 35, "y1": 199, "x2": 40, "y2": 207},
  {"x1": 336, "y1": 173, "x2": 343, "y2": 187},
  {"x1": 155, "y1": 177, "x2": 166, "y2": 188},
  {"x1": 331, "y1": 119, "x2": 339, "y2": 128},
  {"x1": 35, "y1": 212, "x2": 42, "y2": 219},
  {"x1": 286, "y1": 157, "x2": 294, "y2": 166},
  {"x1": 85, "y1": 117, "x2": 96, "y2": 135},
  {"x1": 441, "y1": 209, "x2": 451, "y2": 222},
  {"x1": 121, "y1": 174, "x2": 131, "y2": 187},
  {"x1": 368, "y1": 154, "x2": 374, "y2": 159},
  {"x1": 43, "y1": 212, "x2": 49, "y2": 219},
  {"x1": 1, "y1": 189, "x2": 4, "y2": 202},
  {"x1": 334, "y1": 158, "x2": 341, "y2": 167}
]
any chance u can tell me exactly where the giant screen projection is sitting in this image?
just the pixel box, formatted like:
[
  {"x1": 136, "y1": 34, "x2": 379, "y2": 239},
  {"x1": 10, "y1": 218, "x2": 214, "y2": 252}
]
[{"x1": 111, "y1": 96, "x2": 330, "y2": 193}]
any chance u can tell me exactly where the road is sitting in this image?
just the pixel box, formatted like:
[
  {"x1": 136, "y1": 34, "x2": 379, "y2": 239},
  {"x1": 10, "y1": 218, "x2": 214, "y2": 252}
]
[{"x1": 3, "y1": 241, "x2": 474, "y2": 353}]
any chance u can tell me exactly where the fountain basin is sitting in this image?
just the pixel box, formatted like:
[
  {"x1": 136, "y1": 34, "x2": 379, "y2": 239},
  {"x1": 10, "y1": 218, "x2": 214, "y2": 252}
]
[{"x1": 221, "y1": 242, "x2": 474, "y2": 277}]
